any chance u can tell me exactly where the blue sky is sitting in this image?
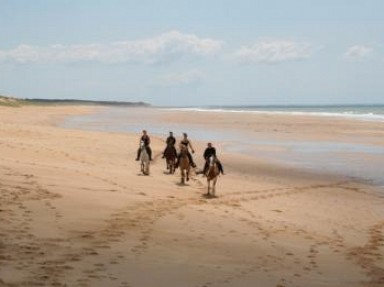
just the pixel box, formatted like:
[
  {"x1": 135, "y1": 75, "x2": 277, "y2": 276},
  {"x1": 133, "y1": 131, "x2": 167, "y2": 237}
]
[{"x1": 0, "y1": 0, "x2": 383, "y2": 106}]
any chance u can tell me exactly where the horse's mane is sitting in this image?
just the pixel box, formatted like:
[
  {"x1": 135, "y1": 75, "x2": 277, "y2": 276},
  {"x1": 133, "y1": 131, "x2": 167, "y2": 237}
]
[
  {"x1": 179, "y1": 144, "x2": 188, "y2": 153},
  {"x1": 165, "y1": 144, "x2": 176, "y2": 157}
]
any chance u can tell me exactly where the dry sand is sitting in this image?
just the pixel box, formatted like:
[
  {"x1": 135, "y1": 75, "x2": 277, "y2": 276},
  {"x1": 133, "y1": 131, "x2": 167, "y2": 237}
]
[{"x1": 0, "y1": 106, "x2": 383, "y2": 287}]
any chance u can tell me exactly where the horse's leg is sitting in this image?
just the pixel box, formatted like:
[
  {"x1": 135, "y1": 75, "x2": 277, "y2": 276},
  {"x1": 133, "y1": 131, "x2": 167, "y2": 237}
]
[
  {"x1": 173, "y1": 158, "x2": 176, "y2": 174},
  {"x1": 170, "y1": 160, "x2": 174, "y2": 174},
  {"x1": 207, "y1": 179, "x2": 211, "y2": 196},
  {"x1": 143, "y1": 162, "x2": 146, "y2": 175},
  {"x1": 212, "y1": 178, "x2": 217, "y2": 197},
  {"x1": 169, "y1": 159, "x2": 173, "y2": 174}
]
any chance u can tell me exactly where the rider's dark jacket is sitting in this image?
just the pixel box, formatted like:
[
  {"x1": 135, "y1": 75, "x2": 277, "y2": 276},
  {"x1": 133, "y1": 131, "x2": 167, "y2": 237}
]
[
  {"x1": 203, "y1": 147, "x2": 216, "y2": 160},
  {"x1": 166, "y1": 136, "x2": 176, "y2": 146},
  {"x1": 141, "y1": 135, "x2": 150, "y2": 146}
]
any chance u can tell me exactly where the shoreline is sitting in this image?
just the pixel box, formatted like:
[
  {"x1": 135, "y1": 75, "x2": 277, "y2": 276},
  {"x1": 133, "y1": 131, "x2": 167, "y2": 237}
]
[
  {"x1": 1, "y1": 105, "x2": 384, "y2": 287},
  {"x1": 159, "y1": 105, "x2": 384, "y2": 122}
]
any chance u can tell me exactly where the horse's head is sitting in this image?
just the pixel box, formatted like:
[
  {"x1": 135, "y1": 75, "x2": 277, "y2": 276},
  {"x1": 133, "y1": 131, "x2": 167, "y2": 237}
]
[
  {"x1": 140, "y1": 140, "x2": 145, "y2": 149},
  {"x1": 208, "y1": 155, "x2": 217, "y2": 166}
]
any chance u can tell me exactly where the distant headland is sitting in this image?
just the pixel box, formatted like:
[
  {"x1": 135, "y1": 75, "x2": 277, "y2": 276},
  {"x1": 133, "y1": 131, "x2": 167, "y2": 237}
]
[{"x1": 0, "y1": 95, "x2": 150, "y2": 107}]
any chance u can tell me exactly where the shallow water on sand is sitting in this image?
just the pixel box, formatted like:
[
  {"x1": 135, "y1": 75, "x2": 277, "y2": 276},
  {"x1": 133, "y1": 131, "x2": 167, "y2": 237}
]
[
  {"x1": 226, "y1": 140, "x2": 384, "y2": 186},
  {"x1": 62, "y1": 107, "x2": 384, "y2": 187}
]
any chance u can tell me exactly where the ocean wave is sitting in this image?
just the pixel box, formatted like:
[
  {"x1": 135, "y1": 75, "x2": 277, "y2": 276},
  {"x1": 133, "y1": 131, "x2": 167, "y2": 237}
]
[{"x1": 162, "y1": 107, "x2": 384, "y2": 122}]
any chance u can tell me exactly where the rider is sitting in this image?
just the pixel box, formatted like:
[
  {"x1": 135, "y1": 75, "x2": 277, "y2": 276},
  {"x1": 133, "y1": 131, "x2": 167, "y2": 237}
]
[
  {"x1": 175, "y1": 133, "x2": 197, "y2": 168},
  {"x1": 203, "y1": 142, "x2": 224, "y2": 175},
  {"x1": 135, "y1": 130, "x2": 152, "y2": 161},
  {"x1": 162, "y1": 131, "x2": 176, "y2": 159}
]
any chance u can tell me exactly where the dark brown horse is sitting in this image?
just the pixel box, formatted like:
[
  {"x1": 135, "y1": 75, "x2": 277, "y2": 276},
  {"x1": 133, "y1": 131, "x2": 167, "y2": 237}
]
[{"x1": 164, "y1": 144, "x2": 177, "y2": 174}]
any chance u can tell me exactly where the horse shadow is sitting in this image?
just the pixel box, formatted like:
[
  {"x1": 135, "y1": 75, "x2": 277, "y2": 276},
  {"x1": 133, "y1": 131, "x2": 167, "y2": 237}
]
[
  {"x1": 176, "y1": 182, "x2": 190, "y2": 187},
  {"x1": 137, "y1": 173, "x2": 150, "y2": 177},
  {"x1": 162, "y1": 171, "x2": 174, "y2": 175},
  {"x1": 202, "y1": 193, "x2": 218, "y2": 199}
]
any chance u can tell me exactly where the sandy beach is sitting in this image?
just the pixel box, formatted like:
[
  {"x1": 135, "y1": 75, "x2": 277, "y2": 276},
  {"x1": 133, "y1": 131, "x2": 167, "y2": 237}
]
[{"x1": 1, "y1": 105, "x2": 384, "y2": 287}]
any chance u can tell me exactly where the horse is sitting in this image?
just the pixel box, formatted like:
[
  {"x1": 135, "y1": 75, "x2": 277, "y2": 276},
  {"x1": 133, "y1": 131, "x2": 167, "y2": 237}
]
[
  {"x1": 206, "y1": 155, "x2": 220, "y2": 197},
  {"x1": 178, "y1": 145, "x2": 190, "y2": 184},
  {"x1": 164, "y1": 144, "x2": 177, "y2": 174},
  {"x1": 140, "y1": 141, "x2": 150, "y2": 175}
]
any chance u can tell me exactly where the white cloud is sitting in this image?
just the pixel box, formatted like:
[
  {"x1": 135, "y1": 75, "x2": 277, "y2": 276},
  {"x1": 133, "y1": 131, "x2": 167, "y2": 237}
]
[
  {"x1": 344, "y1": 45, "x2": 373, "y2": 60},
  {"x1": 233, "y1": 39, "x2": 313, "y2": 64},
  {"x1": 0, "y1": 31, "x2": 223, "y2": 64},
  {"x1": 158, "y1": 70, "x2": 205, "y2": 86}
]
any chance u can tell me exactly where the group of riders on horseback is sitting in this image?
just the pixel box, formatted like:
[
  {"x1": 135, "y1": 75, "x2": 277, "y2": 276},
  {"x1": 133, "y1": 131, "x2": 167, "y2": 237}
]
[{"x1": 135, "y1": 130, "x2": 224, "y2": 176}]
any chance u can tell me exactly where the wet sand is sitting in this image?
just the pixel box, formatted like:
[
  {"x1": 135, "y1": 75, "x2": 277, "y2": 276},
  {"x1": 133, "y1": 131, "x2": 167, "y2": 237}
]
[{"x1": 0, "y1": 106, "x2": 383, "y2": 287}]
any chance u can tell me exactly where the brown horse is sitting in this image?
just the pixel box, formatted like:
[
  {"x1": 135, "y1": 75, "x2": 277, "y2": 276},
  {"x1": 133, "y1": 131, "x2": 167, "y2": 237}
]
[
  {"x1": 206, "y1": 155, "x2": 220, "y2": 197},
  {"x1": 178, "y1": 145, "x2": 190, "y2": 184},
  {"x1": 164, "y1": 144, "x2": 177, "y2": 174}
]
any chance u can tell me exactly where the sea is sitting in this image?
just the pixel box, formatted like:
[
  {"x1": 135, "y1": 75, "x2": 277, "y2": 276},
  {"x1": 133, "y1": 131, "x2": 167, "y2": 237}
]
[
  {"x1": 169, "y1": 104, "x2": 384, "y2": 121},
  {"x1": 61, "y1": 104, "x2": 384, "y2": 187}
]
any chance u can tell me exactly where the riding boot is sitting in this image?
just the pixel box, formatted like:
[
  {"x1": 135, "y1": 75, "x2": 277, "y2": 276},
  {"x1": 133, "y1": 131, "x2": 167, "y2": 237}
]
[
  {"x1": 188, "y1": 153, "x2": 197, "y2": 168},
  {"x1": 203, "y1": 162, "x2": 209, "y2": 176},
  {"x1": 218, "y1": 161, "x2": 224, "y2": 174}
]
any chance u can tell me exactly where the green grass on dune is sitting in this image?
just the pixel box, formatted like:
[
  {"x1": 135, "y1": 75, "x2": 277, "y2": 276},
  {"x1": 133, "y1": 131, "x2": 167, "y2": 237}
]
[{"x1": 0, "y1": 95, "x2": 150, "y2": 107}]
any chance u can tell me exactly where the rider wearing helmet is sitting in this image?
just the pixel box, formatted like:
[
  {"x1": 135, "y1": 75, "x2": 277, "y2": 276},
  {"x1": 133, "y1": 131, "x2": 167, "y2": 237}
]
[
  {"x1": 136, "y1": 130, "x2": 152, "y2": 161},
  {"x1": 203, "y1": 142, "x2": 224, "y2": 175},
  {"x1": 162, "y1": 131, "x2": 176, "y2": 159}
]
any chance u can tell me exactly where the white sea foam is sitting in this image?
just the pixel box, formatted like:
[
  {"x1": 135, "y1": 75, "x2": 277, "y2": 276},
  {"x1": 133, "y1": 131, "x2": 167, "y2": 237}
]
[{"x1": 162, "y1": 106, "x2": 384, "y2": 122}]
